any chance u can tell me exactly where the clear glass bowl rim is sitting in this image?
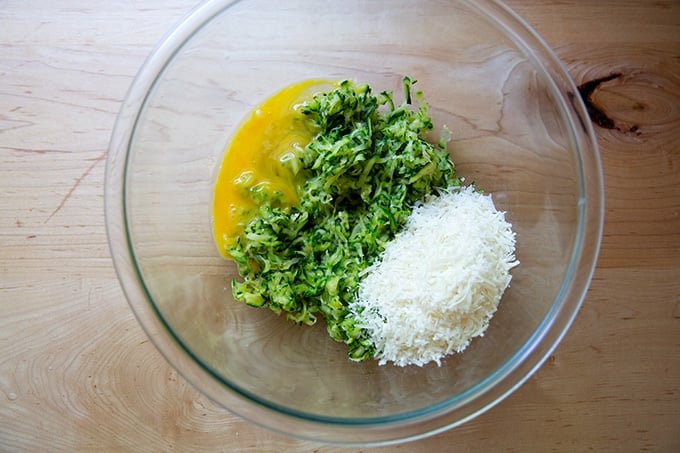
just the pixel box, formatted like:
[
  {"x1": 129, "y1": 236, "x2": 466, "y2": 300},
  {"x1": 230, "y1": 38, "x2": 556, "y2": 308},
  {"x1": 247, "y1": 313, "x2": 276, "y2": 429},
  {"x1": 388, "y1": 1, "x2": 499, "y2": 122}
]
[{"x1": 105, "y1": 0, "x2": 605, "y2": 446}]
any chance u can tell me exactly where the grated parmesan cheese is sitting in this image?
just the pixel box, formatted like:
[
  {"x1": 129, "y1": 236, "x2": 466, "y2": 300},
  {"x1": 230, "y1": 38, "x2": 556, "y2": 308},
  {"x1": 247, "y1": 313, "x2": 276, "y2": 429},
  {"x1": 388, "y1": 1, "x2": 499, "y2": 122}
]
[{"x1": 351, "y1": 185, "x2": 519, "y2": 367}]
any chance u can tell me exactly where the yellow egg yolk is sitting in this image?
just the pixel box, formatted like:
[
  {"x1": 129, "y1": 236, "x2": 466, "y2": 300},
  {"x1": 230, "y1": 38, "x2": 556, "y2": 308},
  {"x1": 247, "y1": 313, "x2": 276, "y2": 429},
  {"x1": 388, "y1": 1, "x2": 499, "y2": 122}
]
[{"x1": 212, "y1": 79, "x2": 335, "y2": 258}]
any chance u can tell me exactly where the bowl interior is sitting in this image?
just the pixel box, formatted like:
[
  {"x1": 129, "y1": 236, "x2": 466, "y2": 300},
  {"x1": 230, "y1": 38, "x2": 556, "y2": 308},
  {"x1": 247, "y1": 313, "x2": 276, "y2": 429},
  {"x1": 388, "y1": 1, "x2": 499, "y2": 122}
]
[{"x1": 113, "y1": 0, "x2": 599, "y2": 441}]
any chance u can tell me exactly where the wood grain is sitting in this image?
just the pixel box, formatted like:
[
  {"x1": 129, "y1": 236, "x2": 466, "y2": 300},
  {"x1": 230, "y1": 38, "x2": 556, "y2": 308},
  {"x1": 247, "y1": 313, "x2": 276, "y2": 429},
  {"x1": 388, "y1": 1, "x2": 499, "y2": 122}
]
[{"x1": 1, "y1": 0, "x2": 679, "y2": 451}]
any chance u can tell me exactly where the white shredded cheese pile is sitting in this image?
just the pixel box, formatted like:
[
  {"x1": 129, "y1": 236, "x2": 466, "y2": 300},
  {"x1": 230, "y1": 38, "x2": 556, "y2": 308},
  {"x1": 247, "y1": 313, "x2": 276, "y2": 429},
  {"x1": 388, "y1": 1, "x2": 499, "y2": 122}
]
[{"x1": 352, "y1": 185, "x2": 519, "y2": 367}]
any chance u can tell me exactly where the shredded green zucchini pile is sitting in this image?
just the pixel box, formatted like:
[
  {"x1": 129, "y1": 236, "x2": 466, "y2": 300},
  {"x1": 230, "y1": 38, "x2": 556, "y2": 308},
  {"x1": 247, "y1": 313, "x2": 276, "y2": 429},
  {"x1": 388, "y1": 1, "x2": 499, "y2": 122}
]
[{"x1": 229, "y1": 77, "x2": 459, "y2": 361}]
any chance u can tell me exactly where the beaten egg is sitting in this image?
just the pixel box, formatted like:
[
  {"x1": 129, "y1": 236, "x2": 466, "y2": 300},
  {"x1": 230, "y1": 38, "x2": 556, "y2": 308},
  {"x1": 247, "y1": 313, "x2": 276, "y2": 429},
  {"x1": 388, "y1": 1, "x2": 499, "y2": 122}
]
[{"x1": 212, "y1": 80, "x2": 334, "y2": 257}]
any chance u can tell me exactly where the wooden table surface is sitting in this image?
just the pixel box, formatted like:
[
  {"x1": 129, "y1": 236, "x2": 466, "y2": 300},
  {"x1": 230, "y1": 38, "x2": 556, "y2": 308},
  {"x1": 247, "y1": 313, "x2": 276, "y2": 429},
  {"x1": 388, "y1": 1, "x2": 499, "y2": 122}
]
[{"x1": 1, "y1": 1, "x2": 679, "y2": 451}]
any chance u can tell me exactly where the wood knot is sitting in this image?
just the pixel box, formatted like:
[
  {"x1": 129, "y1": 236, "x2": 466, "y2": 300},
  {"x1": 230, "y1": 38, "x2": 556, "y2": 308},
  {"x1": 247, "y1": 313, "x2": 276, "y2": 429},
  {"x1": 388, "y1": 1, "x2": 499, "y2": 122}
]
[
  {"x1": 576, "y1": 65, "x2": 680, "y2": 145},
  {"x1": 578, "y1": 73, "x2": 624, "y2": 130}
]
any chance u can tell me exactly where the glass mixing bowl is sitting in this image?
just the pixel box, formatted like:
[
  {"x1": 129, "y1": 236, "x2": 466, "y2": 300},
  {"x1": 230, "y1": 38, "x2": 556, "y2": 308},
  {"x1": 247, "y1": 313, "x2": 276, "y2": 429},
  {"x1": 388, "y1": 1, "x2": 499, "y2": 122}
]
[{"x1": 105, "y1": 0, "x2": 604, "y2": 445}]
